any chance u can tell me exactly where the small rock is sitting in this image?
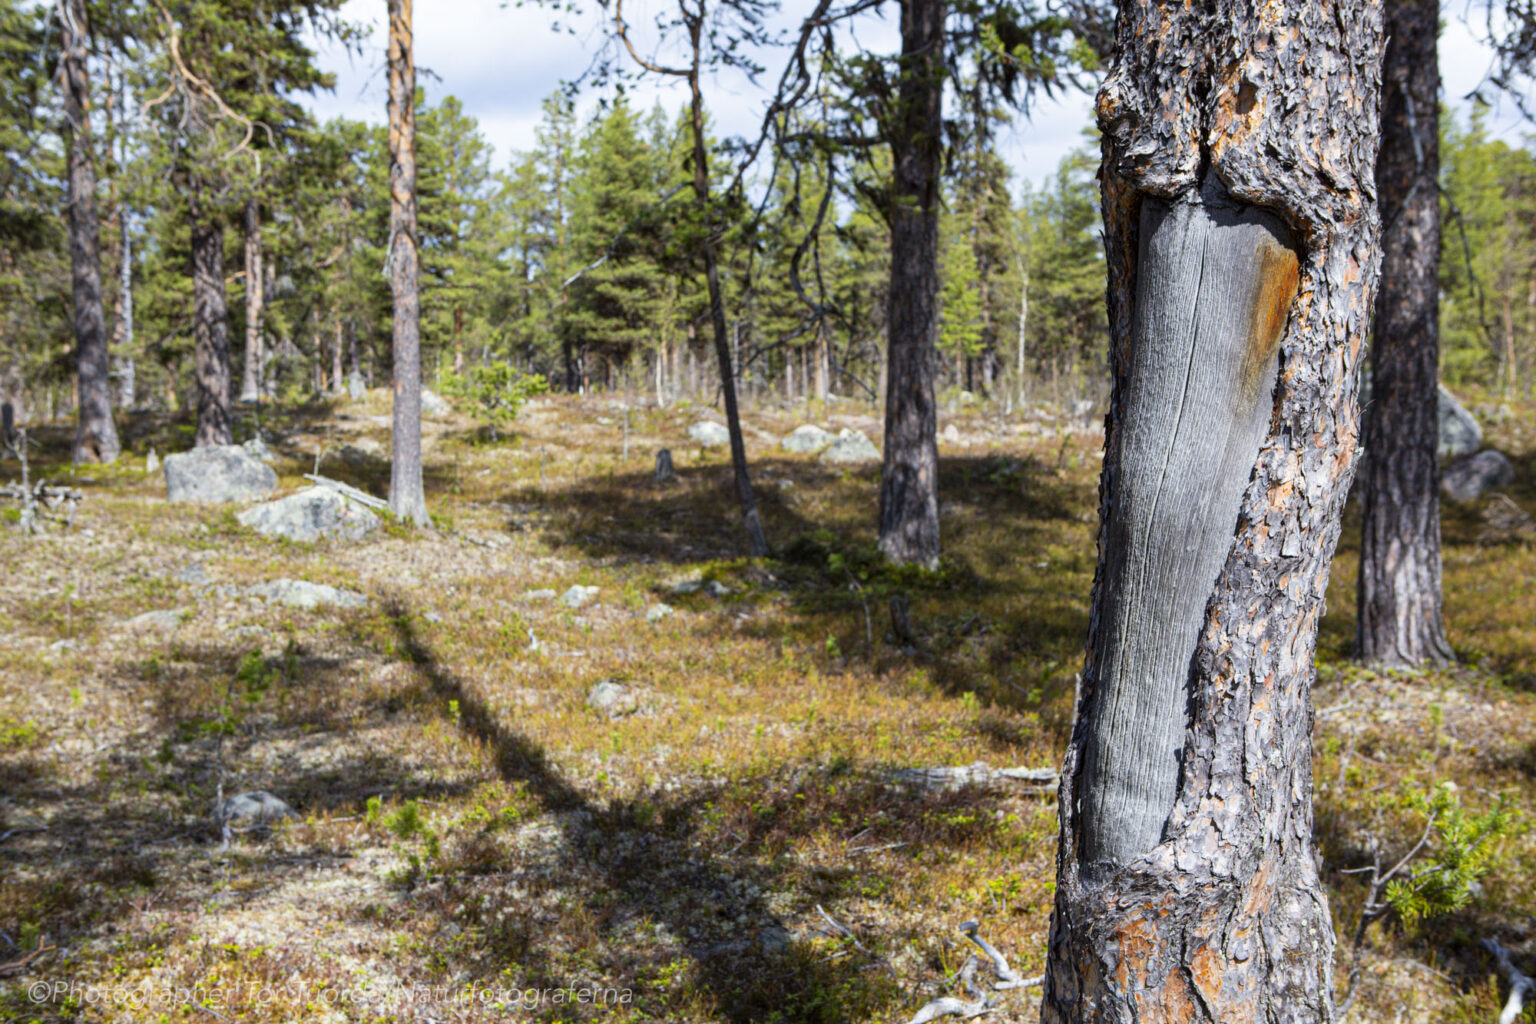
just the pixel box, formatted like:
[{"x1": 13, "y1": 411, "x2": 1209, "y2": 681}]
[
  {"x1": 705, "y1": 580, "x2": 731, "y2": 598},
  {"x1": 819, "y1": 428, "x2": 880, "y2": 464},
  {"x1": 941, "y1": 423, "x2": 962, "y2": 444},
  {"x1": 175, "y1": 562, "x2": 210, "y2": 586},
  {"x1": 144, "y1": 449, "x2": 159, "y2": 474},
  {"x1": 1442, "y1": 449, "x2": 1516, "y2": 502},
  {"x1": 164, "y1": 445, "x2": 278, "y2": 503},
  {"x1": 48, "y1": 639, "x2": 77, "y2": 653},
  {"x1": 561, "y1": 585, "x2": 599, "y2": 609},
  {"x1": 666, "y1": 575, "x2": 704, "y2": 596},
  {"x1": 586, "y1": 680, "x2": 638, "y2": 718},
  {"x1": 646, "y1": 602, "x2": 674, "y2": 622},
  {"x1": 420, "y1": 389, "x2": 451, "y2": 419},
  {"x1": 121, "y1": 608, "x2": 187, "y2": 633},
  {"x1": 524, "y1": 588, "x2": 558, "y2": 601},
  {"x1": 245, "y1": 579, "x2": 367, "y2": 609},
  {"x1": 242, "y1": 436, "x2": 277, "y2": 463},
  {"x1": 217, "y1": 790, "x2": 295, "y2": 824},
  {"x1": 689, "y1": 420, "x2": 731, "y2": 447},
  {"x1": 237, "y1": 487, "x2": 381, "y2": 543},
  {"x1": 780, "y1": 424, "x2": 834, "y2": 454},
  {"x1": 423, "y1": 611, "x2": 443, "y2": 624},
  {"x1": 654, "y1": 448, "x2": 676, "y2": 482},
  {"x1": 348, "y1": 373, "x2": 365, "y2": 401}
]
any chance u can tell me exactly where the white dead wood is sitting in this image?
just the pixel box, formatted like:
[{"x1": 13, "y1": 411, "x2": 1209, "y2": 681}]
[
  {"x1": 1484, "y1": 937, "x2": 1535, "y2": 1024},
  {"x1": 888, "y1": 762, "x2": 1059, "y2": 792},
  {"x1": 304, "y1": 472, "x2": 389, "y2": 512},
  {"x1": 904, "y1": 921, "x2": 1043, "y2": 1024}
]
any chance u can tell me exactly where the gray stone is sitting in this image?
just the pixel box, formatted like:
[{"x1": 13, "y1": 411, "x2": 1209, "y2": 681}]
[
  {"x1": 1360, "y1": 374, "x2": 1483, "y2": 460},
  {"x1": 121, "y1": 608, "x2": 187, "y2": 633},
  {"x1": 175, "y1": 562, "x2": 210, "y2": 586},
  {"x1": 654, "y1": 448, "x2": 675, "y2": 482},
  {"x1": 144, "y1": 449, "x2": 159, "y2": 474},
  {"x1": 1442, "y1": 449, "x2": 1516, "y2": 503},
  {"x1": 217, "y1": 790, "x2": 295, "y2": 824},
  {"x1": 237, "y1": 487, "x2": 381, "y2": 543},
  {"x1": 242, "y1": 436, "x2": 276, "y2": 463},
  {"x1": 524, "y1": 588, "x2": 558, "y2": 601},
  {"x1": 705, "y1": 580, "x2": 731, "y2": 598},
  {"x1": 666, "y1": 575, "x2": 704, "y2": 596},
  {"x1": 348, "y1": 373, "x2": 365, "y2": 401},
  {"x1": 586, "y1": 680, "x2": 638, "y2": 718},
  {"x1": 689, "y1": 420, "x2": 731, "y2": 447},
  {"x1": 646, "y1": 602, "x2": 674, "y2": 622},
  {"x1": 245, "y1": 579, "x2": 367, "y2": 609},
  {"x1": 163, "y1": 445, "x2": 278, "y2": 503},
  {"x1": 420, "y1": 388, "x2": 451, "y2": 419},
  {"x1": 941, "y1": 423, "x2": 962, "y2": 444},
  {"x1": 818, "y1": 428, "x2": 880, "y2": 464},
  {"x1": 780, "y1": 424, "x2": 834, "y2": 454},
  {"x1": 561, "y1": 585, "x2": 599, "y2": 609}
]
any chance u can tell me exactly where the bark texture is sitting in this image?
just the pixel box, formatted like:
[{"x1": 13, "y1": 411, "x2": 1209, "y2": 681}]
[
  {"x1": 876, "y1": 0, "x2": 944, "y2": 570},
  {"x1": 386, "y1": 0, "x2": 428, "y2": 526},
  {"x1": 1355, "y1": 0, "x2": 1454, "y2": 669},
  {"x1": 239, "y1": 199, "x2": 265, "y2": 403},
  {"x1": 188, "y1": 180, "x2": 232, "y2": 448},
  {"x1": 1043, "y1": 2, "x2": 1385, "y2": 1021},
  {"x1": 60, "y1": 0, "x2": 120, "y2": 464}
]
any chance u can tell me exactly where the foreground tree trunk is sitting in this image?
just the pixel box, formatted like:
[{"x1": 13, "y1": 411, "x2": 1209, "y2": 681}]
[
  {"x1": 1043, "y1": 2, "x2": 1385, "y2": 1019},
  {"x1": 876, "y1": 0, "x2": 943, "y2": 569},
  {"x1": 188, "y1": 178, "x2": 232, "y2": 448},
  {"x1": 1355, "y1": 0, "x2": 1453, "y2": 669},
  {"x1": 386, "y1": 0, "x2": 428, "y2": 525},
  {"x1": 239, "y1": 199, "x2": 265, "y2": 403},
  {"x1": 59, "y1": 0, "x2": 120, "y2": 464}
]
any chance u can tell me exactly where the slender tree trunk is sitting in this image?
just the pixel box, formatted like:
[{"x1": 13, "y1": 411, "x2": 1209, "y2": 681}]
[
  {"x1": 59, "y1": 0, "x2": 119, "y2": 463},
  {"x1": 114, "y1": 193, "x2": 134, "y2": 410},
  {"x1": 387, "y1": 0, "x2": 428, "y2": 525},
  {"x1": 877, "y1": 0, "x2": 944, "y2": 569},
  {"x1": 685, "y1": 19, "x2": 767, "y2": 556},
  {"x1": 1356, "y1": 0, "x2": 1454, "y2": 670},
  {"x1": 239, "y1": 199, "x2": 264, "y2": 403},
  {"x1": 188, "y1": 177, "x2": 232, "y2": 448},
  {"x1": 1044, "y1": 2, "x2": 1384, "y2": 1019},
  {"x1": 332, "y1": 317, "x2": 344, "y2": 391},
  {"x1": 1016, "y1": 259, "x2": 1028, "y2": 409}
]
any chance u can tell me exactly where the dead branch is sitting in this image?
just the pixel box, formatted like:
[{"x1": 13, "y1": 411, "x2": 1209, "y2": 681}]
[
  {"x1": 1484, "y1": 938, "x2": 1535, "y2": 1024},
  {"x1": 0, "y1": 935, "x2": 56, "y2": 978},
  {"x1": 888, "y1": 762, "x2": 1059, "y2": 793}
]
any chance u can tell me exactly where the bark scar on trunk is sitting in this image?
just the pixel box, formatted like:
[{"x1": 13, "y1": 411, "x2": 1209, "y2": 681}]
[{"x1": 1076, "y1": 179, "x2": 1298, "y2": 880}]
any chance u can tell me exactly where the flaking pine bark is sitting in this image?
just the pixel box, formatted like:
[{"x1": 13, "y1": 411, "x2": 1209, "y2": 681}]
[
  {"x1": 1043, "y1": 2, "x2": 1385, "y2": 1021},
  {"x1": 1355, "y1": 0, "x2": 1454, "y2": 669}
]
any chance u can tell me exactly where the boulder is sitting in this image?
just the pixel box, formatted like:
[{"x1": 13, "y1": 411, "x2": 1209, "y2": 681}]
[
  {"x1": 163, "y1": 445, "x2": 278, "y2": 503},
  {"x1": 420, "y1": 389, "x2": 451, "y2": 419},
  {"x1": 348, "y1": 373, "x2": 365, "y2": 401},
  {"x1": 781, "y1": 424, "x2": 835, "y2": 454},
  {"x1": 237, "y1": 486, "x2": 381, "y2": 543},
  {"x1": 245, "y1": 579, "x2": 367, "y2": 609},
  {"x1": 1360, "y1": 373, "x2": 1483, "y2": 460},
  {"x1": 819, "y1": 428, "x2": 880, "y2": 464},
  {"x1": 587, "y1": 680, "x2": 638, "y2": 718},
  {"x1": 689, "y1": 420, "x2": 731, "y2": 447},
  {"x1": 561, "y1": 584, "x2": 599, "y2": 609},
  {"x1": 1442, "y1": 449, "x2": 1516, "y2": 503},
  {"x1": 217, "y1": 790, "x2": 295, "y2": 824}
]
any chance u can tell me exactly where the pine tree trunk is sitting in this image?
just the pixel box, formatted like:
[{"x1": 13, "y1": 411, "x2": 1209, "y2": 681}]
[
  {"x1": 1355, "y1": 0, "x2": 1454, "y2": 670},
  {"x1": 188, "y1": 178, "x2": 232, "y2": 448},
  {"x1": 685, "y1": 19, "x2": 766, "y2": 557},
  {"x1": 387, "y1": 0, "x2": 428, "y2": 526},
  {"x1": 59, "y1": 0, "x2": 119, "y2": 463},
  {"x1": 1044, "y1": 2, "x2": 1385, "y2": 1019},
  {"x1": 877, "y1": 0, "x2": 943, "y2": 570},
  {"x1": 239, "y1": 199, "x2": 265, "y2": 403}
]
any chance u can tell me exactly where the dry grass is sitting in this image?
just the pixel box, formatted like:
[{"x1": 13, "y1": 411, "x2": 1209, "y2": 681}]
[{"x1": 0, "y1": 389, "x2": 1532, "y2": 1023}]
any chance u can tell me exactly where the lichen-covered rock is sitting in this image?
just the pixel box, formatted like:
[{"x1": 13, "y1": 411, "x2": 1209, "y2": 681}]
[
  {"x1": 245, "y1": 579, "x2": 367, "y2": 609},
  {"x1": 420, "y1": 388, "x2": 451, "y2": 418},
  {"x1": 818, "y1": 428, "x2": 880, "y2": 464},
  {"x1": 237, "y1": 487, "x2": 381, "y2": 543},
  {"x1": 1442, "y1": 449, "x2": 1516, "y2": 502},
  {"x1": 688, "y1": 420, "x2": 730, "y2": 447},
  {"x1": 561, "y1": 585, "x2": 599, "y2": 609},
  {"x1": 586, "y1": 680, "x2": 638, "y2": 718},
  {"x1": 217, "y1": 791, "x2": 295, "y2": 824},
  {"x1": 780, "y1": 424, "x2": 834, "y2": 453},
  {"x1": 163, "y1": 445, "x2": 277, "y2": 503}
]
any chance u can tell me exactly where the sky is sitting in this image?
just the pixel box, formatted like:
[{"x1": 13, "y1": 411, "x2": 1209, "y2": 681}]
[{"x1": 304, "y1": 1, "x2": 1533, "y2": 196}]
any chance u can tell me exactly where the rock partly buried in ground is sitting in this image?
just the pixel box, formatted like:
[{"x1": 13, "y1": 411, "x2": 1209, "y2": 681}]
[
  {"x1": 237, "y1": 487, "x2": 381, "y2": 543},
  {"x1": 217, "y1": 790, "x2": 295, "y2": 824},
  {"x1": 242, "y1": 436, "x2": 277, "y2": 463},
  {"x1": 245, "y1": 579, "x2": 367, "y2": 609},
  {"x1": 1361, "y1": 374, "x2": 1483, "y2": 460},
  {"x1": 646, "y1": 602, "x2": 674, "y2": 622},
  {"x1": 420, "y1": 388, "x2": 451, "y2": 418},
  {"x1": 781, "y1": 424, "x2": 834, "y2": 454},
  {"x1": 120, "y1": 608, "x2": 187, "y2": 633},
  {"x1": 688, "y1": 420, "x2": 730, "y2": 446},
  {"x1": 1442, "y1": 449, "x2": 1516, "y2": 502},
  {"x1": 819, "y1": 428, "x2": 880, "y2": 464},
  {"x1": 163, "y1": 445, "x2": 278, "y2": 503},
  {"x1": 348, "y1": 373, "x2": 366, "y2": 401},
  {"x1": 562, "y1": 584, "x2": 599, "y2": 609},
  {"x1": 144, "y1": 449, "x2": 159, "y2": 474},
  {"x1": 586, "y1": 680, "x2": 639, "y2": 718}
]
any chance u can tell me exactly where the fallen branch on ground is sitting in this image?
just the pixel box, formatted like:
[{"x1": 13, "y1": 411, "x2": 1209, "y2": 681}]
[
  {"x1": 1484, "y1": 937, "x2": 1535, "y2": 1024},
  {"x1": 905, "y1": 921, "x2": 1043, "y2": 1024},
  {"x1": 888, "y1": 762, "x2": 1059, "y2": 792},
  {"x1": 303, "y1": 473, "x2": 389, "y2": 511},
  {"x1": 0, "y1": 934, "x2": 56, "y2": 978}
]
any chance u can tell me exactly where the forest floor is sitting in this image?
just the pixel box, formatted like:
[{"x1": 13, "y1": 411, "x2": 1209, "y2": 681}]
[{"x1": 0, "y1": 388, "x2": 1533, "y2": 1023}]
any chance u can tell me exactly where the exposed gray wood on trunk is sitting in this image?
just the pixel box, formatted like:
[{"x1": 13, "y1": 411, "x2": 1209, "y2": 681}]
[
  {"x1": 189, "y1": 180, "x2": 232, "y2": 448},
  {"x1": 239, "y1": 199, "x2": 265, "y2": 403},
  {"x1": 1077, "y1": 181, "x2": 1294, "y2": 877},
  {"x1": 59, "y1": 0, "x2": 120, "y2": 464}
]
